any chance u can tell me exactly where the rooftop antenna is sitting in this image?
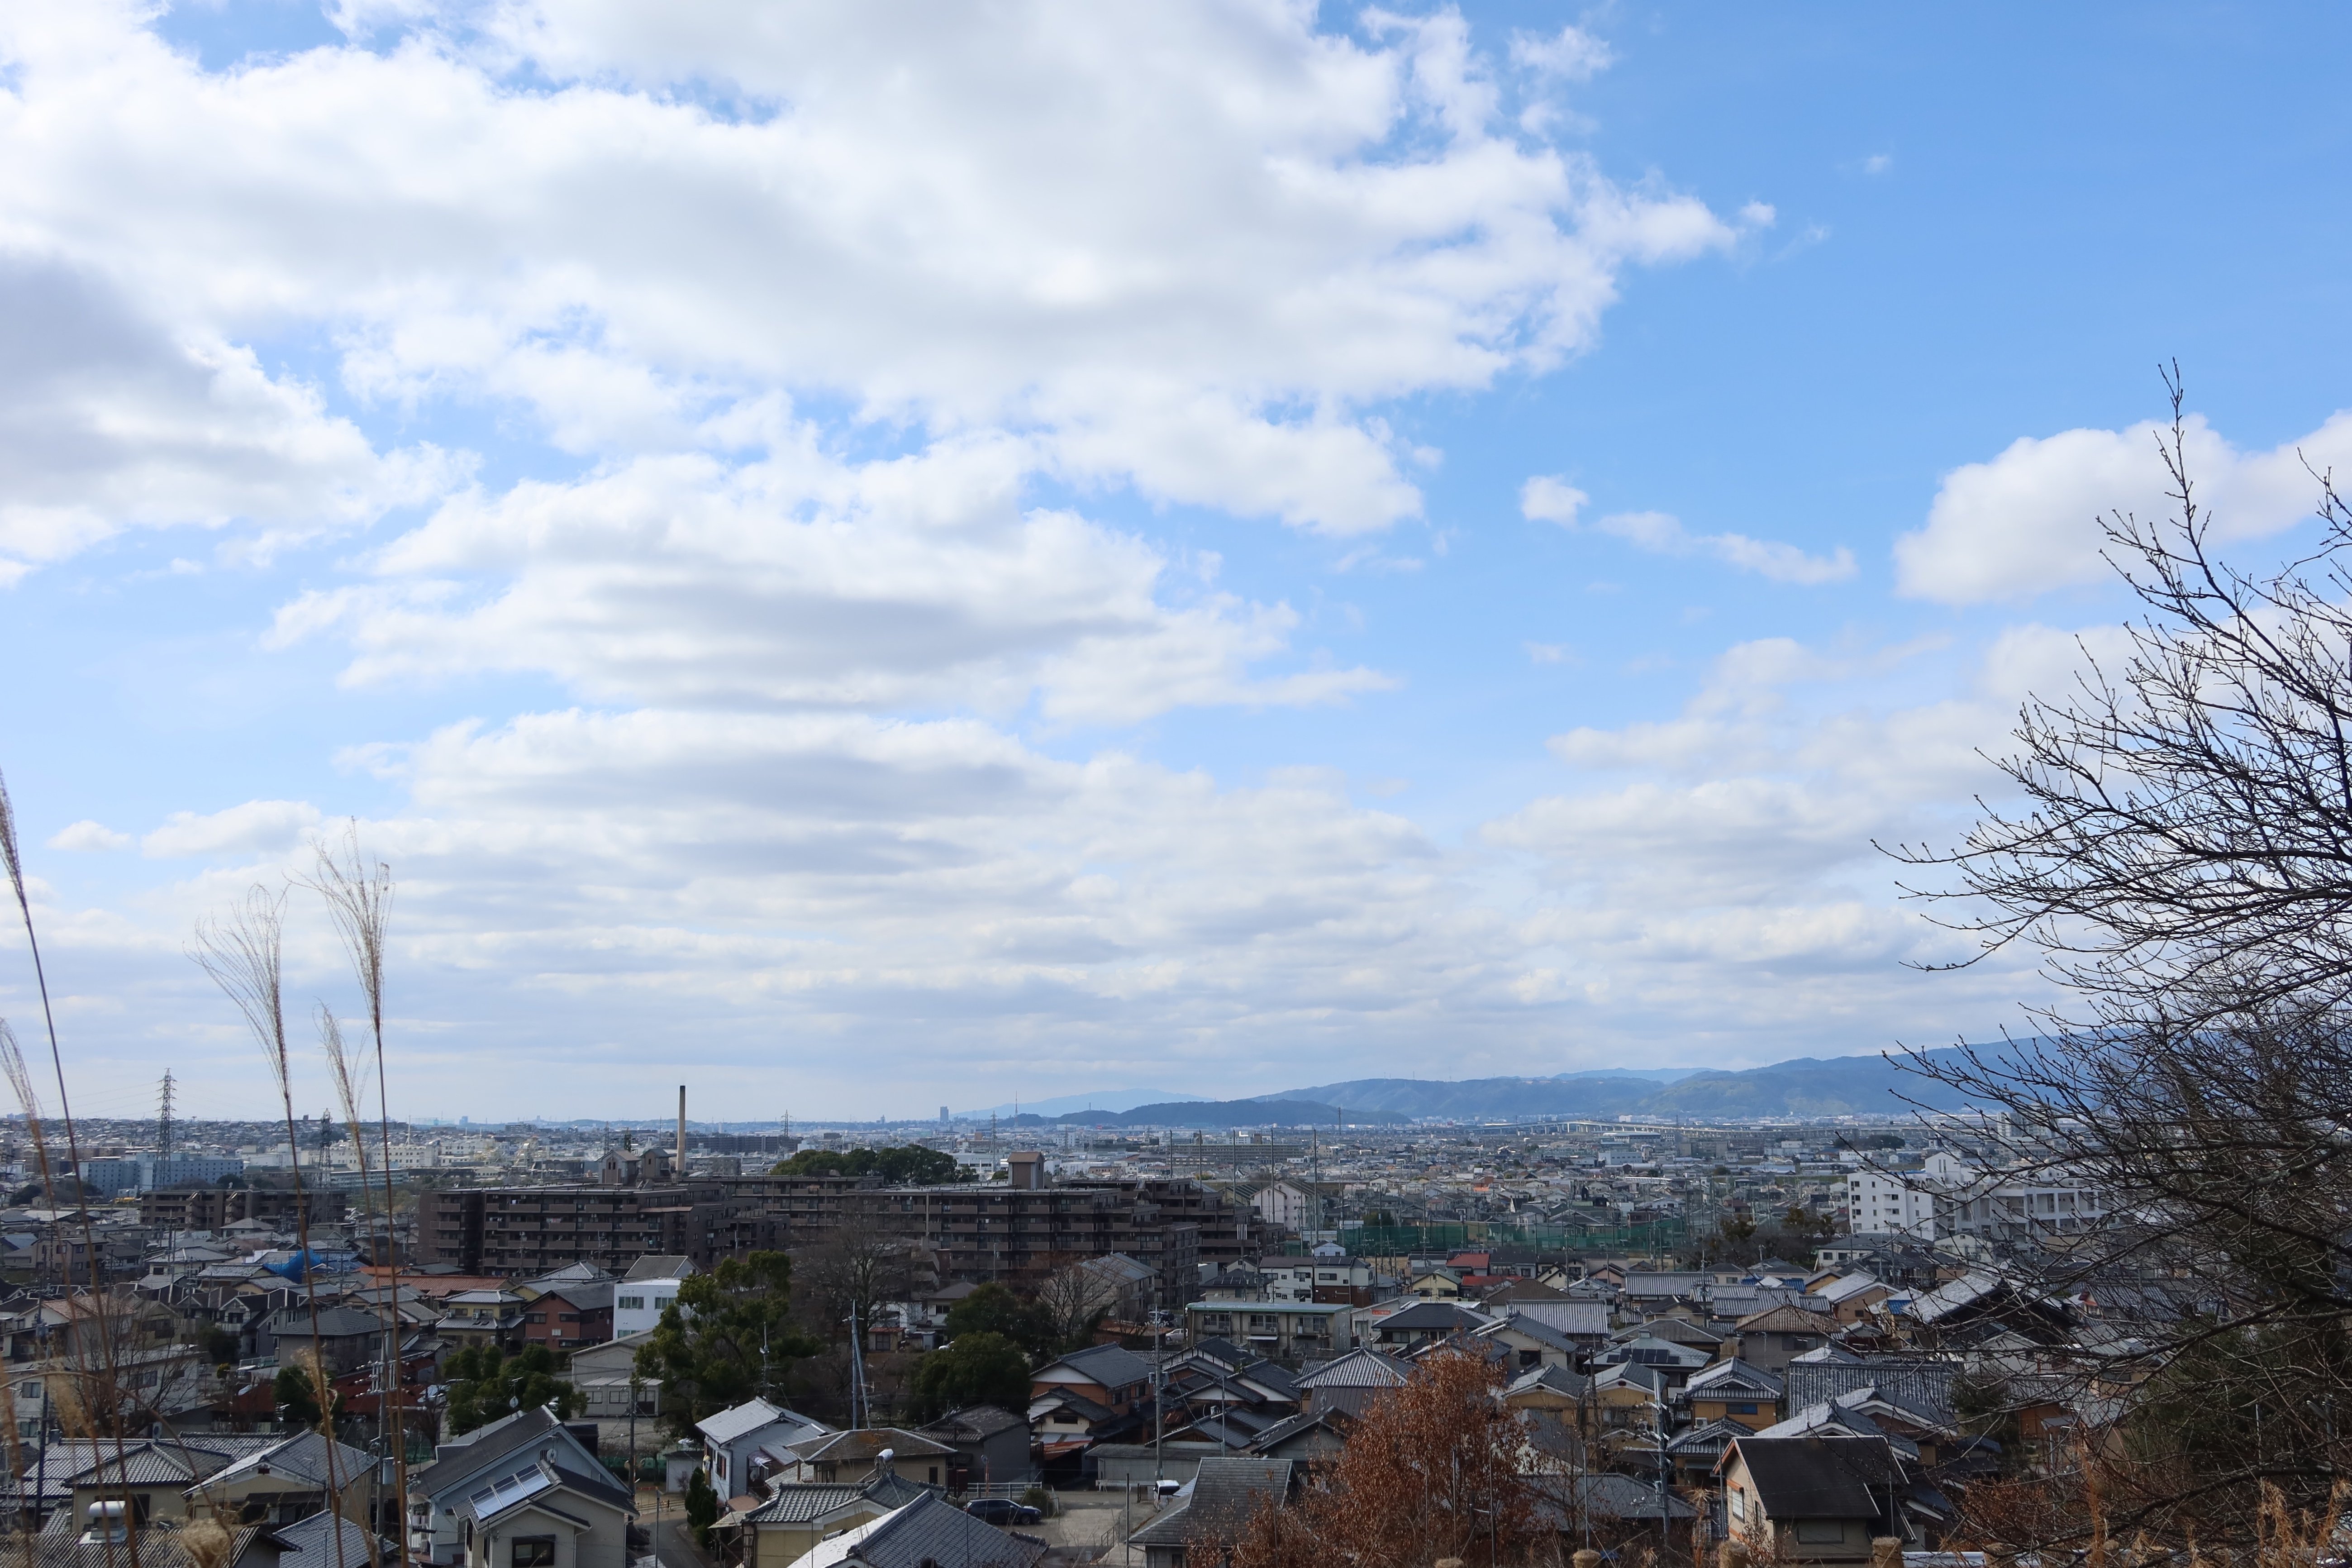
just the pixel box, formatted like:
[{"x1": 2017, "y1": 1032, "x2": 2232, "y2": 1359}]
[{"x1": 155, "y1": 1070, "x2": 176, "y2": 1164}]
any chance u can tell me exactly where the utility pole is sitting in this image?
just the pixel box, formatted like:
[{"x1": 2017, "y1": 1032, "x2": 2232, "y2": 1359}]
[
  {"x1": 847, "y1": 1305, "x2": 869, "y2": 1430},
  {"x1": 1151, "y1": 1317, "x2": 1165, "y2": 1489}
]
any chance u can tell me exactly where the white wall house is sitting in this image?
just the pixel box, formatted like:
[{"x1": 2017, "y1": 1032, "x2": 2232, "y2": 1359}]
[{"x1": 614, "y1": 1256, "x2": 695, "y2": 1337}]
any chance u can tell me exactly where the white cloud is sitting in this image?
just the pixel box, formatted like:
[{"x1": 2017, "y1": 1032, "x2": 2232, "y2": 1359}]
[
  {"x1": 1863, "y1": 153, "x2": 1893, "y2": 175},
  {"x1": 1895, "y1": 410, "x2": 2352, "y2": 603},
  {"x1": 1524, "y1": 482, "x2": 1852, "y2": 583},
  {"x1": 1511, "y1": 24, "x2": 1614, "y2": 82},
  {"x1": 0, "y1": 253, "x2": 461, "y2": 577},
  {"x1": 1524, "y1": 641, "x2": 1576, "y2": 665},
  {"x1": 1520, "y1": 475, "x2": 1588, "y2": 526},
  {"x1": 269, "y1": 438, "x2": 1391, "y2": 725},
  {"x1": 49, "y1": 820, "x2": 129, "y2": 851},
  {"x1": 0, "y1": 0, "x2": 1741, "y2": 542},
  {"x1": 1594, "y1": 510, "x2": 1856, "y2": 584},
  {"x1": 1475, "y1": 626, "x2": 2083, "y2": 1036},
  {"x1": 142, "y1": 800, "x2": 322, "y2": 858}
]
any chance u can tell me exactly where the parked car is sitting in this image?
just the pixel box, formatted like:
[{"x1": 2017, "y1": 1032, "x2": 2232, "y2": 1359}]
[{"x1": 962, "y1": 1499, "x2": 1043, "y2": 1526}]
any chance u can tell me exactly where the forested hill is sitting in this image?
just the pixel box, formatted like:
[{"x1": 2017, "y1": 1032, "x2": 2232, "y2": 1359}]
[{"x1": 1020, "y1": 1048, "x2": 2001, "y2": 1127}]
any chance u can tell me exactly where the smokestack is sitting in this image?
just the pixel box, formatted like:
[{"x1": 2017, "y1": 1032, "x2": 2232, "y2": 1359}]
[{"x1": 677, "y1": 1085, "x2": 687, "y2": 1175}]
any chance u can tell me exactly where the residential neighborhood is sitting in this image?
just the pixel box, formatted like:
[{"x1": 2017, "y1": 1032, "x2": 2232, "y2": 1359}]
[{"x1": 0, "y1": 1091, "x2": 2210, "y2": 1563}]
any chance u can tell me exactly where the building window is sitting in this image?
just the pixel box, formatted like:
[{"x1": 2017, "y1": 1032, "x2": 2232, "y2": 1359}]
[
  {"x1": 513, "y1": 1538, "x2": 557, "y2": 1567},
  {"x1": 1795, "y1": 1521, "x2": 1847, "y2": 1544}
]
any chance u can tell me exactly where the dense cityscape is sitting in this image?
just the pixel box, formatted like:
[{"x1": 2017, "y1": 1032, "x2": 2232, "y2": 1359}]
[{"x1": 0, "y1": 1073, "x2": 2129, "y2": 1564}]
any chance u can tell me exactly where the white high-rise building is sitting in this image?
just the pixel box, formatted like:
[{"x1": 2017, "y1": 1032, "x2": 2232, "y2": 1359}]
[{"x1": 1845, "y1": 1149, "x2": 2107, "y2": 1244}]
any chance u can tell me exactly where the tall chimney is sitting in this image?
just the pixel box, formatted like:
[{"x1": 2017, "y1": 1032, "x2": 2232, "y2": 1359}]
[{"x1": 677, "y1": 1085, "x2": 688, "y2": 1176}]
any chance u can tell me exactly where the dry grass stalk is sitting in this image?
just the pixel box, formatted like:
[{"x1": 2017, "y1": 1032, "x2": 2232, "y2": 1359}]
[
  {"x1": 3, "y1": 771, "x2": 143, "y2": 1568},
  {"x1": 305, "y1": 826, "x2": 408, "y2": 1555},
  {"x1": 191, "y1": 886, "x2": 348, "y2": 1568},
  {"x1": 311, "y1": 1020, "x2": 383, "y2": 1568},
  {"x1": 177, "y1": 1514, "x2": 235, "y2": 1568}
]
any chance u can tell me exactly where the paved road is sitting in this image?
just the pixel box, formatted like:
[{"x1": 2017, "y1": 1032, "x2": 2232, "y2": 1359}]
[{"x1": 646, "y1": 1512, "x2": 717, "y2": 1568}]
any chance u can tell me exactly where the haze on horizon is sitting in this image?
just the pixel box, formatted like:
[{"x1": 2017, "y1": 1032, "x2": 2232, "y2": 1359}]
[{"x1": 2, "y1": 2, "x2": 2349, "y2": 1121}]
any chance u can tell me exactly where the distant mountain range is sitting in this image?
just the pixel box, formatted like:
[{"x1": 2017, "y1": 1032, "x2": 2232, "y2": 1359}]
[
  {"x1": 1009, "y1": 1049, "x2": 1992, "y2": 1127},
  {"x1": 958, "y1": 1088, "x2": 1185, "y2": 1119}
]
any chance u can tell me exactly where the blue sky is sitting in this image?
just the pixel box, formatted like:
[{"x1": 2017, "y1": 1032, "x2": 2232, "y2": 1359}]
[{"x1": 2, "y1": 0, "x2": 2348, "y2": 1121}]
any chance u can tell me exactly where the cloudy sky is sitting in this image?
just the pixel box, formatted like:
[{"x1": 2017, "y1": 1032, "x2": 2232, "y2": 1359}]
[{"x1": 3, "y1": 2, "x2": 2349, "y2": 1122}]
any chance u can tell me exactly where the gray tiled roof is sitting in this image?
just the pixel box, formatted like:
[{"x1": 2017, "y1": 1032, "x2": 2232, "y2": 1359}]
[
  {"x1": 1129, "y1": 1458, "x2": 1293, "y2": 1549},
  {"x1": 1375, "y1": 1301, "x2": 1493, "y2": 1333},
  {"x1": 1294, "y1": 1349, "x2": 1407, "y2": 1388},
  {"x1": 1785, "y1": 1358, "x2": 1957, "y2": 1427},
  {"x1": 1504, "y1": 1300, "x2": 1610, "y2": 1339},
  {"x1": 1727, "y1": 1435, "x2": 1899, "y2": 1520},
  {"x1": 1685, "y1": 1358, "x2": 1785, "y2": 1398},
  {"x1": 208, "y1": 1431, "x2": 375, "y2": 1491},
  {"x1": 411, "y1": 1407, "x2": 566, "y2": 1497},
  {"x1": 275, "y1": 1510, "x2": 396, "y2": 1566},
  {"x1": 798, "y1": 1494, "x2": 1043, "y2": 1568},
  {"x1": 1040, "y1": 1344, "x2": 1152, "y2": 1389},
  {"x1": 733, "y1": 1483, "x2": 865, "y2": 1525},
  {"x1": 32, "y1": 1509, "x2": 290, "y2": 1568},
  {"x1": 788, "y1": 1428, "x2": 954, "y2": 1463},
  {"x1": 1532, "y1": 1473, "x2": 1697, "y2": 1523},
  {"x1": 921, "y1": 1405, "x2": 1026, "y2": 1441}
]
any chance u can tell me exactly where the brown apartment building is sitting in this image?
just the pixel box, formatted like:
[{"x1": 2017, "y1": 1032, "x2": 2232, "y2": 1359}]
[
  {"x1": 418, "y1": 1172, "x2": 1252, "y2": 1299},
  {"x1": 139, "y1": 1186, "x2": 348, "y2": 1231},
  {"x1": 763, "y1": 1174, "x2": 1249, "y2": 1306},
  {"x1": 421, "y1": 1183, "x2": 776, "y2": 1276}
]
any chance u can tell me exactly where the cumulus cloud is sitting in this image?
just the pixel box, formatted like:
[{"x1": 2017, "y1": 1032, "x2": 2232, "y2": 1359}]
[
  {"x1": 1520, "y1": 475, "x2": 1589, "y2": 526},
  {"x1": 49, "y1": 820, "x2": 130, "y2": 851},
  {"x1": 0, "y1": 0, "x2": 1740, "y2": 541},
  {"x1": 9, "y1": 1, "x2": 2040, "y2": 1108},
  {"x1": 1895, "y1": 409, "x2": 2352, "y2": 603},
  {"x1": 143, "y1": 800, "x2": 322, "y2": 858},
  {"x1": 1472, "y1": 626, "x2": 2097, "y2": 1039},
  {"x1": 0, "y1": 253, "x2": 460, "y2": 577},
  {"x1": 269, "y1": 438, "x2": 1390, "y2": 724}
]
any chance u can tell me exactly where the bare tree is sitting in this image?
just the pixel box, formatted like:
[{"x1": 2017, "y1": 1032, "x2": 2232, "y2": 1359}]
[
  {"x1": 1889, "y1": 377, "x2": 2352, "y2": 1543},
  {"x1": 1033, "y1": 1259, "x2": 1119, "y2": 1350},
  {"x1": 1892, "y1": 372, "x2": 2352, "y2": 1028},
  {"x1": 793, "y1": 1225, "x2": 934, "y2": 1349}
]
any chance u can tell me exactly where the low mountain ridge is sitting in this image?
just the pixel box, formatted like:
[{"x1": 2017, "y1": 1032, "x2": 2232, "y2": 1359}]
[{"x1": 1024, "y1": 1048, "x2": 2002, "y2": 1127}]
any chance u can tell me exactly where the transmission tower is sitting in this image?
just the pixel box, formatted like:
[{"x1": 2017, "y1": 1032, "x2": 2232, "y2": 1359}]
[{"x1": 155, "y1": 1071, "x2": 176, "y2": 1164}]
